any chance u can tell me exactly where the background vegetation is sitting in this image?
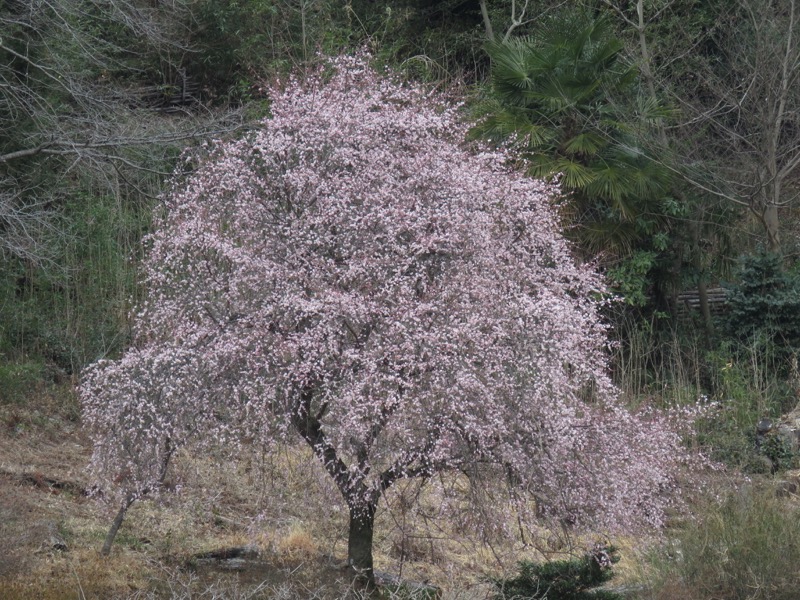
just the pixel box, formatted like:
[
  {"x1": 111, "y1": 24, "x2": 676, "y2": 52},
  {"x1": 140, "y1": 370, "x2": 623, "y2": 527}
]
[{"x1": 3, "y1": 1, "x2": 800, "y2": 598}]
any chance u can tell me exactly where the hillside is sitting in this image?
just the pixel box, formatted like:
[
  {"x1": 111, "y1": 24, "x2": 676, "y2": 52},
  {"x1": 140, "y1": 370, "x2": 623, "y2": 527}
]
[{"x1": 0, "y1": 386, "x2": 558, "y2": 599}]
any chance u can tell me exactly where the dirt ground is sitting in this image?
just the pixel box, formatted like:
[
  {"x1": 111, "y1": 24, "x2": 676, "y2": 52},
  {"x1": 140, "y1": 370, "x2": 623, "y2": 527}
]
[{"x1": 0, "y1": 388, "x2": 525, "y2": 599}]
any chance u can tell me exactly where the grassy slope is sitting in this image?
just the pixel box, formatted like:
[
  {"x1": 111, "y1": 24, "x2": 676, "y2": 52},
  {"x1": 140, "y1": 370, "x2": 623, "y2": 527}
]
[
  {"x1": 7, "y1": 385, "x2": 799, "y2": 600},
  {"x1": 26, "y1": 381, "x2": 800, "y2": 600},
  {"x1": 2, "y1": 386, "x2": 603, "y2": 599}
]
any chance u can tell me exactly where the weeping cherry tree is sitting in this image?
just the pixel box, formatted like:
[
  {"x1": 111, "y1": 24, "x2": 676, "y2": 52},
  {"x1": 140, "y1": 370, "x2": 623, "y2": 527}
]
[{"x1": 81, "y1": 55, "x2": 694, "y2": 586}]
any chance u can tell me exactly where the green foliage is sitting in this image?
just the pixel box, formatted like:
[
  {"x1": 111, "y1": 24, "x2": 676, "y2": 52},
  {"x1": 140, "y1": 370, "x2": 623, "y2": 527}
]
[
  {"x1": 689, "y1": 253, "x2": 800, "y2": 469},
  {"x1": 492, "y1": 544, "x2": 622, "y2": 600},
  {"x1": 476, "y1": 13, "x2": 672, "y2": 240},
  {"x1": 474, "y1": 11, "x2": 678, "y2": 309},
  {"x1": 722, "y1": 252, "x2": 800, "y2": 355},
  {"x1": 190, "y1": 0, "x2": 356, "y2": 100},
  {"x1": 693, "y1": 337, "x2": 797, "y2": 470},
  {"x1": 640, "y1": 489, "x2": 800, "y2": 600},
  {"x1": 0, "y1": 190, "x2": 147, "y2": 374},
  {"x1": 0, "y1": 360, "x2": 44, "y2": 404},
  {"x1": 0, "y1": 0, "x2": 202, "y2": 380},
  {"x1": 608, "y1": 313, "x2": 798, "y2": 471},
  {"x1": 610, "y1": 318, "x2": 688, "y2": 408},
  {"x1": 607, "y1": 250, "x2": 658, "y2": 307},
  {"x1": 352, "y1": 0, "x2": 491, "y2": 84},
  {"x1": 705, "y1": 342, "x2": 778, "y2": 424},
  {"x1": 760, "y1": 432, "x2": 797, "y2": 472}
]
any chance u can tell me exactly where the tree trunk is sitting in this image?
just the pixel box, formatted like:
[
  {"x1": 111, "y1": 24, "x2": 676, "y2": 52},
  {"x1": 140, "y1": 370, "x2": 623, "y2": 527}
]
[
  {"x1": 763, "y1": 203, "x2": 782, "y2": 255},
  {"x1": 347, "y1": 503, "x2": 377, "y2": 590},
  {"x1": 478, "y1": 0, "x2": 495, "y2": 42},
  {"x1": 101, "y1": 439, "x2": 174, "y2": 556},
  {"x1": 101, "y1": 494, "x2": 135, "y2": 556},
  {"x1": 690, "y1": 219, "x2": 713, "y2": 332},
  {"x1": 697, "y1": 277, "x2": 713, "y2": 332}
]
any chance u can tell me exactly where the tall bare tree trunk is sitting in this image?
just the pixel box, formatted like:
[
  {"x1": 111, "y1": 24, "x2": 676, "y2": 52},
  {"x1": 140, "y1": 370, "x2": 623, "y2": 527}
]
[
  {"x1": 763, "y1": 203, "x2": 782, "y2": 255},
  {"x1": 478, "y1": 0, "x2": 495, "y2": 41},
  {"x1": 690, "y1": 220, "x2": 713, "y2": 331}
]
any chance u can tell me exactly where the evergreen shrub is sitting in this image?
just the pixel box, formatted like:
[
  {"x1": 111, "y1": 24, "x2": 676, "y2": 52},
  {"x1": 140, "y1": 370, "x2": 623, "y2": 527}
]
[
  {"x1": 722, "y1": 252, "x2": 800, "y2": 358},
  {"x1": 492, "y1": 543, "x2": 622, "y2": 600}
]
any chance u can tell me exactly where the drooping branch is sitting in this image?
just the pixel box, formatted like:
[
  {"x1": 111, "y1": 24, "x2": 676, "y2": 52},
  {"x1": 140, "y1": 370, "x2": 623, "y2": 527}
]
[
  {"x1": 358, "y1": 385, "x2": 403, "y2": 463},
  {"x1": 369, "y1": 425, "x2": 446, "y2": 506},
  {"x1": 100, "y1": 437, "x2": 174, "y2": 556}
]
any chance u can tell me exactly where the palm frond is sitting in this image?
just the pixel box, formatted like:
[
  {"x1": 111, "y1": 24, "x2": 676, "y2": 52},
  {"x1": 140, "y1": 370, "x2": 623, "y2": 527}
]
[
  {"x1": 479, "y1": 10, "x2": 677, "y2": 265},
  {"x1": 585, "y1": 163, "x2": 633, "y2": 212},
  {"x1": 524, "y1": 153, "x2": 562, "y2": 179},
  {"x1": 474, "y1": 111, "x2": 558, "y2": 149},
  {"x1": 635, "y1": 95, "x2": 679, "y2": 124},
  {"x1": 563, "y1": 132, "x2": 605, "y2": 157},
  {"x1": 486, "y1": 40, "x2": 540, "y2": 105},
  {"x1": 553, "y1": 158, "x2": 596, "y2": 189},
  {"x1": 575, "y1": 219, "x2": 641, "y2": 257}
]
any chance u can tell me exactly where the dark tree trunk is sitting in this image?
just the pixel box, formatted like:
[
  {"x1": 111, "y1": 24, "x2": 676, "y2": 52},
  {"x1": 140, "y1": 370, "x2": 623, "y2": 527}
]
[
  {"x1": 347, "y1": 502, "x2": 377, "y2": 589},
  {"x1": 101, "y1": 494, "x2": 135, "y2": 556},
  {"x1": 697, "y1": 278, "x2": 712, "y2": 332},
  {"x1": 101, "y1": 439, "x2": 173, "y2": 556},
  {"x1": 690, "y1": 219, "x2": 713, "y2": 332}
]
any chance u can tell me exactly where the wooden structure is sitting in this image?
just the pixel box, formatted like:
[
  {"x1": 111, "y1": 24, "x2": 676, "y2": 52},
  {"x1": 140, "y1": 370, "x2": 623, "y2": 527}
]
[{"x1": 673, "y1": 287, "x2": 729, "y2": 318}]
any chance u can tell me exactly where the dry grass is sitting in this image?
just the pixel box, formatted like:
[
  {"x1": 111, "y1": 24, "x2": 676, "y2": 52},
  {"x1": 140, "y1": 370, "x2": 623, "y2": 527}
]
[
  {"x1": 276, "y1": 524, "x2": 320, "y2": 561},
  {"x1": 0, "y1": 387, "x2": 648, "y2": 599}
]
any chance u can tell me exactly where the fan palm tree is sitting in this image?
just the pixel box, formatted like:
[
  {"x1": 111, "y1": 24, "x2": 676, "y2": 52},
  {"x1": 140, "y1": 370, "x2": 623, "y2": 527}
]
[{"x1": 475, "y1": 15, "x2": 672, "y2": 259}]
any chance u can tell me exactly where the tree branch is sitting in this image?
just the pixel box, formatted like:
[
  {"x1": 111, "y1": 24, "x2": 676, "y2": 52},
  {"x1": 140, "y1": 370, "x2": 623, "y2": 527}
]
[
  {"x1": 502, "y1": 0, "x2": 532, "y2": 43},
  {"x1": 0, "y1": 122, "x2": 244, "y2": 165},
  {"x1": 478, "y1": 0, "x2": 495, "y2": 42},
  {"x1": 291, "y1": 387, "x2": 354, "y2": 498}
]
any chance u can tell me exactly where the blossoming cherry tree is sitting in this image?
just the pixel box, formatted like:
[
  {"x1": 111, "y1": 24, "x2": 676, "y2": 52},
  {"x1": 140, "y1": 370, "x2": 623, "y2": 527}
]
[{"x1": 81, "y1": 56, "x2": 689, "y2": 585}]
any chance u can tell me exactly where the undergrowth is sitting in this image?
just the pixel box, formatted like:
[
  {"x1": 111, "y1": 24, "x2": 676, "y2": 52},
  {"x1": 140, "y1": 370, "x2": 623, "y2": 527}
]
[{"x1": 638, "y1": 485, "x2": 800, "y2": 600}]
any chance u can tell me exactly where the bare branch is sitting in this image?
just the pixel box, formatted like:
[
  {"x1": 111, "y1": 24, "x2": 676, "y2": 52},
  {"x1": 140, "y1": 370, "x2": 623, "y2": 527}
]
[
  {"x1": 478, "y1": 0, "x2": 495, "y2": 42},
  {"x1": 502, "y1": 0, "x2": 532, "y2": 43},
  {"x1": 0, "y1": 0, "x2": 249, "y2": 263}
]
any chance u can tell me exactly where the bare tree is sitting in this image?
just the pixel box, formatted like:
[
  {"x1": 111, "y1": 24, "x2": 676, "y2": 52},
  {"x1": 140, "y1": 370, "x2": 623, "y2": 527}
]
[
  {"x1": 0, "y1": 0, "x2": 241, "y2": 263},
  {"x1": 477, "y1": 0, "x2": 571, "y2": 42},
  {"x1": 602, "y1": 0, "x2": 800, "y2": 256},
  {"x1": 596, "y1": 0, "x2": 722, "y2": 322},
  {"x1": 696, "y1": 0, "x2": 800, "y2": 255},
  {"x1": 0, "y1": 180, "x2": 56, "y2": 263}
]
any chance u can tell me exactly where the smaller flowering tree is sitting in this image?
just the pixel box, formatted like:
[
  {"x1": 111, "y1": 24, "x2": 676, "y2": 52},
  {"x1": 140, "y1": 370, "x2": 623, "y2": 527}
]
[{"x1": 81, "y1": 56, "x2": 693, "y2": 585}]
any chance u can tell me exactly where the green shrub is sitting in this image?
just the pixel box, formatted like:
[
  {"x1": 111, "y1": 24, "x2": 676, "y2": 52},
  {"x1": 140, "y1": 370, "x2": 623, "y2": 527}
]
[
  {"x1": 694, "y1": 337, "x2": 796, "y2": 471},
  {"x1": 492, "y1": 543, "x2": 622, "y2": 600},
  {"x1": 759, "y1": 431, "x2": 798, "y2": 472},
  {"x1": 722, "y1": 252, "x2": 800, "y2": 360},
  {"x1": 0, "y1": 360, "x2": 43, "y2": 404}
]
